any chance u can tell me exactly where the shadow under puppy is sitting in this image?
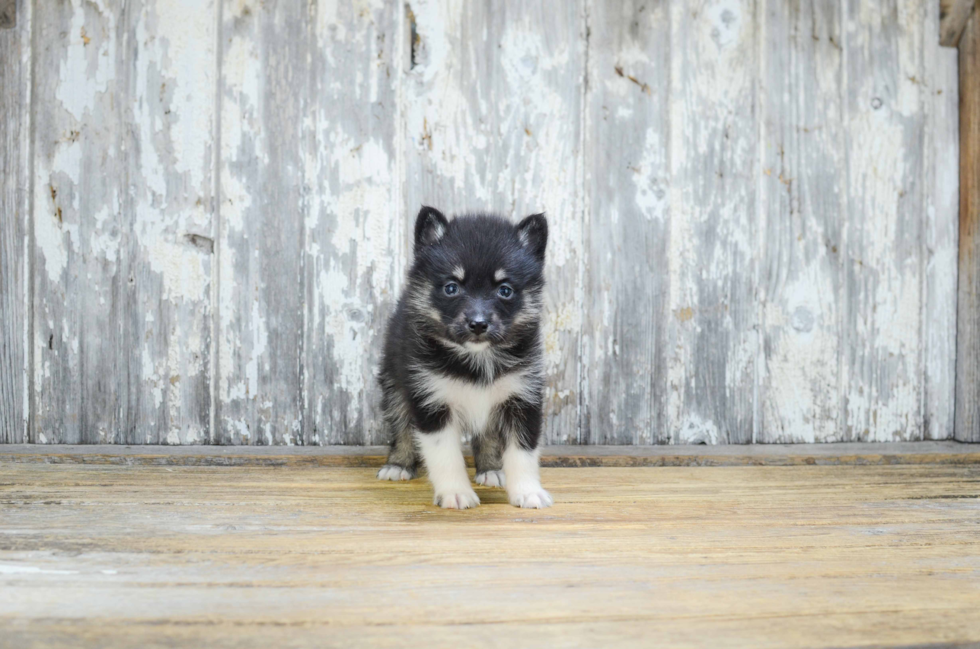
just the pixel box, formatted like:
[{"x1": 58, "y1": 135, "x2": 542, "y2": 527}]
[{"x1": 376, "y1": 206, "x2": 553, "y2": 509}]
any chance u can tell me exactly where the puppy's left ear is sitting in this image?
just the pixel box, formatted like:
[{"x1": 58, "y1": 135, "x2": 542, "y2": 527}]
[
  {"x1": 516, "y1": 213, "x2": 548, "y2": 262},
  {"x1": 414, "y1": 206, "x2": 449, "y2": 253}
]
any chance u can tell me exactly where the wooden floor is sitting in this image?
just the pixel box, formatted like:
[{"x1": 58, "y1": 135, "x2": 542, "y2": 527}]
[{"x1": 1, "y1": 460, "x2": 979, "y2": 648}]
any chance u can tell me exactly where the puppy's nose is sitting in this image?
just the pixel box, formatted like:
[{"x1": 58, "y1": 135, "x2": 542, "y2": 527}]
[{"x1": 468, "y1": 318, "x2": 488, "y2": 335}]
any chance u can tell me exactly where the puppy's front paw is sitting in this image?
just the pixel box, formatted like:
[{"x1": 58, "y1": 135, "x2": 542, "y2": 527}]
[
  {"x1": 377, "y1": 464, "x2": 415, "y2": 481},
  {"x1": 474, "y1": 470, "x2": 506, "y2": 488},
  {"x1": 434, "y1": 487, "x2": 480, "y2": 509},
  {"x1": 508, "y1": 487, "x2": 553, "y2": 509}
]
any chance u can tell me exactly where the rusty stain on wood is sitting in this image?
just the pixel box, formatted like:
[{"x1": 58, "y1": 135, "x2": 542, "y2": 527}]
[{"x1": 613, "y1": 64, "x2": 652, "y2": 95}]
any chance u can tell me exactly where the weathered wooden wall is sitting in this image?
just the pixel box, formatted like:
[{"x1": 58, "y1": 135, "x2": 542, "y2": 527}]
[
  {"x1": 957, "y1": 11, "x2": 979, "y2": 442},
  {"x1": 0, "y1": 0, "x2": 961, "y2": 445},
  {"x1": 0, "y1": 0, "x2": 29, "y2": 444}
]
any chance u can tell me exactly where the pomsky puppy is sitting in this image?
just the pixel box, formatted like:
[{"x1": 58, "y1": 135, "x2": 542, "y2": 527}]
[{"x1": 376, "y1": 206, "x2": 553, "y2": 510}]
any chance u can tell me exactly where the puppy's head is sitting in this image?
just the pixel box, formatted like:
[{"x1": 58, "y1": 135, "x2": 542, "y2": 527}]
[{"x1": 408, "y1": 206, "x2": 547, "y2": 349}]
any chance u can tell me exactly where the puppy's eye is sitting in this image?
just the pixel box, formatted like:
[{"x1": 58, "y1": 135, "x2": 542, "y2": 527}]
[
  {"x1": 497, "y1": 284, "x2": 514, "y2": 299},
  {"x1": 444, "y1": 282, "x2": 459, "y2": 296}
]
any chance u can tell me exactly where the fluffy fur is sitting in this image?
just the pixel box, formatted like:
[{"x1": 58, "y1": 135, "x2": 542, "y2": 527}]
[{"x1": 376, "y1": 207, "x2": 552, "y2": 509}]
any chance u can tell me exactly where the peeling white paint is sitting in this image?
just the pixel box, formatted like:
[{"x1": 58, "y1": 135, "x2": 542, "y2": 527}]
[
  {"x1": 675, "y1": 414, "x2": 724, "y2": 445},
  {"x1": 13, "y1": 0, "x2": 959, "y2": 446},
  {"x1": 544, "y1": 303, "x2": 580, "y2": 376},
  {"x1": 56, "y1": 2, "x2": 116, "y2": 122},
  {"x1": 33, "y1": 198, "x2": 67, "y2": 284},
  {"x1": 633, "y1": 127, "x2": 668, "y2": 222},
  {"x1": 144, "y1": 239, "x2": 210, "y2": 303},
  {"x1": 246, "y1": 297, "x2": 268, "y2": 401}
]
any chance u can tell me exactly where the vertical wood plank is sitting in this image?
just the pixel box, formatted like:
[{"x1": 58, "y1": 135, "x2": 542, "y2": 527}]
[
  {"x1": 127, "y1": 0, "x2": 216, "y2": 444},
  {"x1": 31, "y1": 1, "x2": 131, "y2": 443},
  {"x1": 956, "y1": 13, "x2": 980, "y2": 442},
  {"x1": 217, "y1": 1, "x2": 309, "y2": 444},
  {"x1": 923, "y1": 15, "x2": 959, "y2": 440},
  {"x1": 402, "y1": 0, "x2": 586, "y2": 443},
  {"x1": 302, "y1": 0, "x2": 403, "y2": 446},
  {"x1": 31, "y1": 0, "x2": 215, "y2": 444},
  {"x1": 667, "y1": 0, "x2": 758, "y2": 444},
  {"x1": 0, "y1": 0, "x2": 30, "y2": 443},
  {"x1": 581, "y1": 0, "x2": 669, "y2": 444},
  {"x1": 31, "y1": 0, "x2": 94, "y2": 443},
  {"x1": 840, "y1": 0, "x2": 926, "y2": 441},
  {"x1": 757, "y1": 0, "x2": 843, "y2": 442}
]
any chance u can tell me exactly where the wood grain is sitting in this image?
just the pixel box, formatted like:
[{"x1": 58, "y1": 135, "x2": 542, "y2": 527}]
[
  {"x1": 217, "y1": 1, "x2": 310, "y2": 444},
  {"x1": 31, "y1": 0, "x2": 215, "y2": 444},
  {"x1": 758, "y1": 0, "x2": 843, "y2": 443},
  {"x1": 127, "y1": 0, "x2": 216, "y2": 444},
  {"x1": 957, "y1": 13, "x2": 980, "y2": 442},
  {"x1": 0, "y1": 0, "x2": 29, "y2": 444},
  {"x1": 841, "y1": 0, "x2": 927, "y2": 442},
  {"x1": 940, "y1": 0, "x2": 975, "y2": 47},
  {"x1": 581, "y1": 0, "x2": 669, "y2": 444},
  {"x1": 402, "y1": 0, "x2": 586, "y2": 443},
  {"x1": 924, "y1": 11, "x2": 960, "y2": 440},
  {"x1": 1, "y1": 463, "x2": 979, "y2": 648},
  {"x1": 30, "y1": 0, "x2": 84, "y2": 443},
  {"x1": 301, "y1": 0, "x2": 403, "y2": 446},
  {"x1": 667, "y1": 0, "x2": 758, "y2": 444},
  {"x1": 216, "y1": 0, "x2": 403, "y2": 446}
]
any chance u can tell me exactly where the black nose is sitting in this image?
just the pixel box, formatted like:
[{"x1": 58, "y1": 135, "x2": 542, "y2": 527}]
[{"x1": 468, "y1": 318, "x2": 488, "y2": 335}]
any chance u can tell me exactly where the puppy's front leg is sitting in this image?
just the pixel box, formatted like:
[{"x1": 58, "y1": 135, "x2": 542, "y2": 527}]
[
  {"x1": 503, "y1": 443, "x2": 553, "y2": 509},
  {"x1": 415, "y1": 426, "x2": 480, "y2": 509},
  {"x1": 499, "y1": 398, "x2": 553, "y2": 509}
]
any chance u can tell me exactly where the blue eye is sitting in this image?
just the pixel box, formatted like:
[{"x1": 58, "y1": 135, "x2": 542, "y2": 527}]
[
  {"x1": 444, "y1": 282, "x2": 459, "y2": 296},
  {"x1": 497, "y1": 285, "x2": 513, "y2": 299}
]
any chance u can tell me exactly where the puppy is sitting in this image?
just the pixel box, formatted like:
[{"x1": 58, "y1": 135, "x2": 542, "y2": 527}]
[{"x1": 376, "y1": 207, "x2": 553, "y2": 510}]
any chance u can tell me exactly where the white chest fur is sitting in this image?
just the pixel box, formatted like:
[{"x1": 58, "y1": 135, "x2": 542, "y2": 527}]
[{"x1": 418, "y1": 370, "x2": 531, "y2": 434}]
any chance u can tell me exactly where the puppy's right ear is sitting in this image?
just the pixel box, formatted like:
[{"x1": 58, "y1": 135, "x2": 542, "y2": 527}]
[{"x1": 414, "y1": 206, "x2": 449, "y2": 253}]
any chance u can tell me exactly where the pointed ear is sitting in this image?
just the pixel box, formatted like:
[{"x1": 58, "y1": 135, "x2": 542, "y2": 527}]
[
  {"x1": 414, "y1": 206, "x2": 449, "y2": 253},
  {"x1": 516, "y1": 213, "x2": 548, "y2": 262}
]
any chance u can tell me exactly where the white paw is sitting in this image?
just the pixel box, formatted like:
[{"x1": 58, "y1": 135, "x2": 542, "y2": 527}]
[
  {"x1": 474, "y1": 470, "x2": 506, "y2": 488},
  {"x1": 377, "y1": 465, "x2": 414, "y2": 481},
  {"x1": 434, "y1": 487, "x2": 481, "y2": 510},
  {"x1": 508, "y1": 487, "x2": 553, "y2": 509}
]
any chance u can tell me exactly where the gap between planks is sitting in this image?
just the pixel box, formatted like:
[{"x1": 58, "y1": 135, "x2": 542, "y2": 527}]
[{"x1": 0, "y1": 441, "x2": 978, "y2": 468}]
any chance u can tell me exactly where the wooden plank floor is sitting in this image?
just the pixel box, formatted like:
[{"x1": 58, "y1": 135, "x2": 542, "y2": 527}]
[{"x1": 1, "y1": 462, "x2": 979, "y2": 648}]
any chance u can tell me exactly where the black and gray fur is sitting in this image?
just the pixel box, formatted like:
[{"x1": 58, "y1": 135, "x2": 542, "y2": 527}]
[{"x1": 376, "y1": 207, "x2": 550, "y2": 507}]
